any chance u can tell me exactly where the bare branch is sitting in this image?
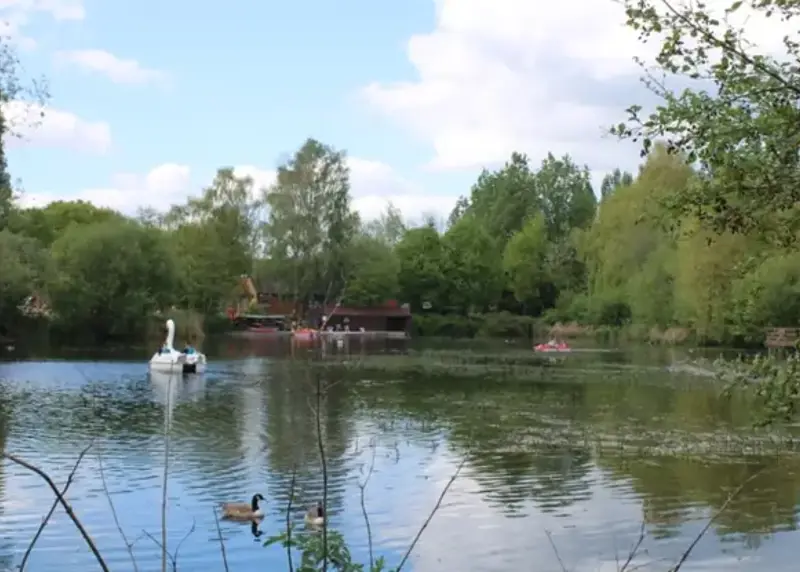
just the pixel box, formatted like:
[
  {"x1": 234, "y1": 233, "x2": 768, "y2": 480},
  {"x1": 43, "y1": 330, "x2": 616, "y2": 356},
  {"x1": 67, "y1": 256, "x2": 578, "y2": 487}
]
[
  {"x1": 670, "y1": 468, "x2": 766, "y2": 571},
  {"x1": 212, "y1": 508, "x2": 230, "y2": 572},
  {"x1": 3, "y1": 449, "x2": 109, "y2": 572},
  {"x1": 544, "y1": 529, "x2": 568, "y2": 572},
  {"x1": 619, "y1": 520, "x2": 646, "y2": 572},
  {"x1": 358, "y1": 439, "x2": 377, "y2": 571},
  {"x1": 286, "y1": 465, "x2": 296, "y2": 572},
  {"x1": 142, "y1": 518, "x2": 196, "y2": 572},
  {"x1": 657, "y1": 0, "x2": 800, "y2": 96},
  {"x1": 98, "y1": 447, "x2": 139, "y2": 572},
  {"x1": 313, "y1": 372, "x2": 329, "y2": 572},
  {"x1": 19, "y1": 441, "x2": 94, "y2": 571},
  {"x1": 161, "y1": 373, "x2": 174, "y2": 572},
  {"x1": 395, "y1": 458, "x2": 466, "y2": 571}
]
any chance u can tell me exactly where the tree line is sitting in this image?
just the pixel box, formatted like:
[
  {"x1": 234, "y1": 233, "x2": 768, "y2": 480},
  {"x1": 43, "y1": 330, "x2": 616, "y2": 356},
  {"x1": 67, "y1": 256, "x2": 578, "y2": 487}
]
[{"x1": 2, "y1": 0, "x2": 799, "y2": 346}]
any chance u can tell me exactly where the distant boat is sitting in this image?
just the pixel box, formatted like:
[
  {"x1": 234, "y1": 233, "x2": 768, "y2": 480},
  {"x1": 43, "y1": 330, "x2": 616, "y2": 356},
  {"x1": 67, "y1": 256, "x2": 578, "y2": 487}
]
[
  {"x1": 292, "y1": 328, "x2": 318, "y2": 341},
  {"x1": 149, "y1": 319, "x2": 207, "y2": 374},
  {"x1": 534, "y1": 341, "x2": 571, "y2": 353},
  {"x1": 229, "y1": 313, "x2": 291, "y2": 337}
]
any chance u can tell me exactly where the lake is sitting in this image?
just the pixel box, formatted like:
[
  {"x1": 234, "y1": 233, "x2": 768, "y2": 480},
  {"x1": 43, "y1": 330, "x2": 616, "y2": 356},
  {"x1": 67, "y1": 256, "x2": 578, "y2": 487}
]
[{"x1": 0, "y1": 338, "x2": 798, "y2": 571}]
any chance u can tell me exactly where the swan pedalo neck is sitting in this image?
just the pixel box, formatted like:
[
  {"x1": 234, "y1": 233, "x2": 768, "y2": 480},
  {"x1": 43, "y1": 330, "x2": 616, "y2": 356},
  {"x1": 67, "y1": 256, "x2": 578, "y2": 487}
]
[{"x1": 148, "y1": 319, "x2": 207, "y2": 374}]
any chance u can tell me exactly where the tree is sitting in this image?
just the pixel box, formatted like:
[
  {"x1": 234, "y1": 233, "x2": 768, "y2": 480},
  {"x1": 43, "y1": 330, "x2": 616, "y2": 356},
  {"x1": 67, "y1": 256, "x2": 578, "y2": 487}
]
[
  {"x1": 442, "y1": 215, "x2": 504, "y2": 313},
  {"x1": 502, "y1": 213, "x2": 549, "y2": 307},
  {"x1": 447, "y1": 195, "x2": 470, "y2": 229},
  {"x1": 533, "y1": 153, "x2": 597, "y2": 239},
  {"x1": 263, "y1": 138, "x2": 358, "y2": 304},
  {"x1": 395, "y1": 226, "x2": 448, "y2": 312},
  {"x1": 0, "y1": 230, "x2": 50, "y2": 330},
  {"x1": 467, "y1": 152, "x2": 539, "y2": 244},
  {"x1": 600, "y1": 168, "x2": 634, "y2": 199},
  {"x1": 0, "y1": 37, "x2": 49, "y2": 231},
  {"x1": 614, "y1": 0, "x2": 800, "y2": 243},
  {"x1": 9, "y1": 200, "x2": 125, "y2": 247},
  {"x1": 362, "y1": 202, "x2": 405, "y2": 247},
  {"x1": 344, "y1": 234, "x2": 399, "y2": 306},
  {"x1": 49, "y1": 221, "x2": 179, "y2": 341}
]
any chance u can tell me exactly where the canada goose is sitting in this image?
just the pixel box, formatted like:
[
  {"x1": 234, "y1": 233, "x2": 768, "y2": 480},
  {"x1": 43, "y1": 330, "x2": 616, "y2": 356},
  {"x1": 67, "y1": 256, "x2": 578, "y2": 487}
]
[
  {"x1": 220, "y1": 493, "x2": 265, "y2": 520},
  {"x1": 305, "y1": 502, "x2": 325, "y2": 527}
]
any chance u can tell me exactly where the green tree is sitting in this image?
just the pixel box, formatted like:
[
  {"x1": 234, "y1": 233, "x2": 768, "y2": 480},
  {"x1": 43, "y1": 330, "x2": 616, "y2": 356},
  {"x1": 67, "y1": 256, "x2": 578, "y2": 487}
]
[
  {"x1": 9, "y1": 200, "x2": 125, "y2": 247},
  {"x1": 466, "y1": 152, "x2": 539, "y2": 244},
  {"x1": 49, "y1": 221, "x2": 179, "y2": 341},
  {"x1": 534, "y1": 153, "x2": 597, "y2": 239},
  {"x1": 264, "y1": 138, "x2": 358, "y2": 304},
  {"x1": 344, "y1": 234, "x2": 399, "y2": 306},
  {"x1": 600, "y1": 168, "x2": 633, "y2": 199},
  {"x1": 362, "y1": 202, "x2": 405, "y2": 247},
  {"x1": 614, "y1": 0, "x2": 800, "y2": 243},
  {"x1": 395, "y1": 226, "x2": 448, "y2": 312},
  {"x1": 0, "y1": 230, "x2": 50, "y2": 329},
  {"x1": 442, "y1": 215, "x2": 504, "y2": 313},
  {"x1": 502, "y1": 213, "x2": 548, "y2": 307}
]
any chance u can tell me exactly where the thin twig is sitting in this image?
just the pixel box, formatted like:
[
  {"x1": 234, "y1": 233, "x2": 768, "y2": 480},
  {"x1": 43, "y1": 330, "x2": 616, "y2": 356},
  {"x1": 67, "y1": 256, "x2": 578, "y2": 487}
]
[
  {"x1": 313, "y1": 372, "x2": 329, "y2": 572},
  {"x1": 286, "y1": 465, "x2": 296, "y2": 572},
  {"x1": 142, "y1": 518, "x2": 196, "y2": 572},
  {"x1": 358, "y1": 440, "x2": 377, "y2": 571},
  {"x1": 620, "y1": 520, "x2": 646, "y2": 572},
  {"x1": 212, "y1": 508, "x2": 230, "y2": 572},
  {"x1": 98, "y1": 447, "x2": 139, "y2": 572},
  {"x1": 544, "y1": 529, "x2": 568, "y2": 572},
  {"x1": 19, "y1": 441, "x2": 94, "y2": 571},
  {"x1": 3, "y1": 450, "x2": 109, "y2": 572},
  {"x1": 670, "y1": 468, "x2": 766, "y2": 572},
  {"x1": 161, "y1": 371, "x2": 174, "y2": 572},
  {"x1": 395, "y1": 458, "x2": 466, "y2": 571}
]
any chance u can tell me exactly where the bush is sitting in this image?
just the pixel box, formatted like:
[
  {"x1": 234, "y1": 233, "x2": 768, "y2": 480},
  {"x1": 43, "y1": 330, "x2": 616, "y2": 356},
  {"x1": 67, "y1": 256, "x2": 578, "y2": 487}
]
[{"x1": 411, "y1": 312, "x2": 536, "y2": 339}]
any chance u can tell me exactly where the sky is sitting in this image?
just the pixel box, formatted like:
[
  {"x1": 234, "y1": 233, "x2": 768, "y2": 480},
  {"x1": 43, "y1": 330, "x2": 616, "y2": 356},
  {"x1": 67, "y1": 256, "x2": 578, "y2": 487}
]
[{"x1": 0, "y1": 0, "x2": 787, "y2": 223}]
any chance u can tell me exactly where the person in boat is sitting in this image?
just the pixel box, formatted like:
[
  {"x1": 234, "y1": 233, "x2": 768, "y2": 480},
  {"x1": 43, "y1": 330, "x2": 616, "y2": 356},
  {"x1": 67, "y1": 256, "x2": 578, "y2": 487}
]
[{"x1": 182, "y1": 337, "x2": 196, "y2": 355}]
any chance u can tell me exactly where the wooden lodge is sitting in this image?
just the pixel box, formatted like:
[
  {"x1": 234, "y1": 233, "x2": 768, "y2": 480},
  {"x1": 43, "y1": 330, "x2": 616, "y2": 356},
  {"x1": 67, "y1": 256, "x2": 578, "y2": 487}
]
[
  {"x1": 307, "y1": 302, "x2": 412, "y2": 335},
  {"x1": 234, "y1": 275, "x2": 412, "y2": 334}
]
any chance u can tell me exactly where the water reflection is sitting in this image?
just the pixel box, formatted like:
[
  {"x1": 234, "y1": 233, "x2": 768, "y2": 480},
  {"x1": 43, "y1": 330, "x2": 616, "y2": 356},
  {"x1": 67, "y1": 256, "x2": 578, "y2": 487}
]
[{"x1": 0, "y1": 342, "x2": 796, "y2": 571}]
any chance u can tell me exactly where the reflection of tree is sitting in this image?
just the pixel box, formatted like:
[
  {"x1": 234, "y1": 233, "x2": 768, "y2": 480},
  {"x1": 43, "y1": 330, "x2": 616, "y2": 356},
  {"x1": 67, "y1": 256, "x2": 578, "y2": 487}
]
[
  {"x1": 351, "y1": 368, "x2": 800, "y2": 542},
  {"x1": 355, "y1": 375, "x2": 594, "y2": 515},
  {"x1": 596, "y1": 455, "x2": 800, "y2": 539},
  {"x1": 0, "y1": 387, "x2": 17, "y2": 570},
  {"x1": 262, "y1": 363, "x2": 356, "y2": 516}
]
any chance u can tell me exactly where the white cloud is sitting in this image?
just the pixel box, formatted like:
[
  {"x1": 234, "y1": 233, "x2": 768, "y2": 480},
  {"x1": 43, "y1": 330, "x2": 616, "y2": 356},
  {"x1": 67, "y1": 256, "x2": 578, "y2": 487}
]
[
  {"x1": 232, "y1": 159, "x2": 453, "y2": 221},
  {"x1": 0, "y1": 0, "x2": 84, "y2": 47},
  {"x1": 54, "y1": 49, "x2": 168, "y2": 85},
  {"x1": 362, "y1": 0, "x2": 795, "y2": 173},
  {"x1": 19, "y1": 163, "x2": 191, "y2": 212},
  {"x1": 2, "y1": 100, "x2": 111, "y2": 153},
  {"x1": 20, "y1": 159, "x2": 456, "y2": 221}
]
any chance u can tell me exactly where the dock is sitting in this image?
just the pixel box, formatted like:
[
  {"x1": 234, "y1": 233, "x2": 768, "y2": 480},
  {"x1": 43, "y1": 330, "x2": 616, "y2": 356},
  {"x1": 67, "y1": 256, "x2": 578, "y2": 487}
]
[{"x1": 764, "y1": 328, "x2": 800, "y2": 348}]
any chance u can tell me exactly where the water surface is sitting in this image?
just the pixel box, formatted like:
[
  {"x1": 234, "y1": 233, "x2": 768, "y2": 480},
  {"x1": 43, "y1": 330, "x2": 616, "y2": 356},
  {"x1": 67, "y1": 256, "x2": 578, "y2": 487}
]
[{"x1": 0, "y1": 339, "x2": 798, "y2": 571}]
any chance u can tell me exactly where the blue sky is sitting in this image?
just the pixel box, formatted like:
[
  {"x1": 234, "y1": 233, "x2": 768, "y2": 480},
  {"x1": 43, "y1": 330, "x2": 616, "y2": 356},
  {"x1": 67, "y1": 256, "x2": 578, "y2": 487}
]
[{"x1": 2, "y1": 0, "x2": 779, "y2": 222}]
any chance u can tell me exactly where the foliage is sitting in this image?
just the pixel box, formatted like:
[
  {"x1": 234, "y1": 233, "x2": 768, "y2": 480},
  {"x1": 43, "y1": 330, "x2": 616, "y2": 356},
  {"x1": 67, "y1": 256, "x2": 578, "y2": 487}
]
[
  {"x1": 503, "y1": 213, "x2": 548, "y2": 307},
  {"x1": 48, "y1": 221, "x2": 179, "y2": 342},
  {"x1": 613, "y1": 0, "x2": 800, "y2": 244},
  {"x1": 0, "y1": 230, "x2": 51, "y2": 328},
  {"x1": 344, "y1": 234, "x2": 399, "y2": 306},
  {"x1": 264, "y1": 138, "x2": 359, "y2": 304},
  {"x1": 265, "y1": 525, "x2": 388, "y2": 572},
  {"x1": 394, "y1": 226, "x2": 447, "y2": 312},
  {"x1": 718, "y1": 353, "x2": 800, "y2": 427}
]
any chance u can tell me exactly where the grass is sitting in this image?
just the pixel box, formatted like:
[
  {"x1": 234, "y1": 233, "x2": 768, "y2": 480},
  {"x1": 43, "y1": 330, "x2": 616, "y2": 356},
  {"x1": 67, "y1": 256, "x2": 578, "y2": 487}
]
[{"x1": 308, "y1": 349, "x2": 558, "y2": 380}]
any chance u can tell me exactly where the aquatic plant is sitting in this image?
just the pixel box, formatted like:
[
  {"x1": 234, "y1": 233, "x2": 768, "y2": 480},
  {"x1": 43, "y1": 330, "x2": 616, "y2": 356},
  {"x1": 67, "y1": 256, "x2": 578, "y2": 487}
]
[
  {"x1": 310, "y1": 349, "x2": 557, "y2": 381},
  {"x1": 718, "y1": 352, "x2": 800, "y2": 427}
]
